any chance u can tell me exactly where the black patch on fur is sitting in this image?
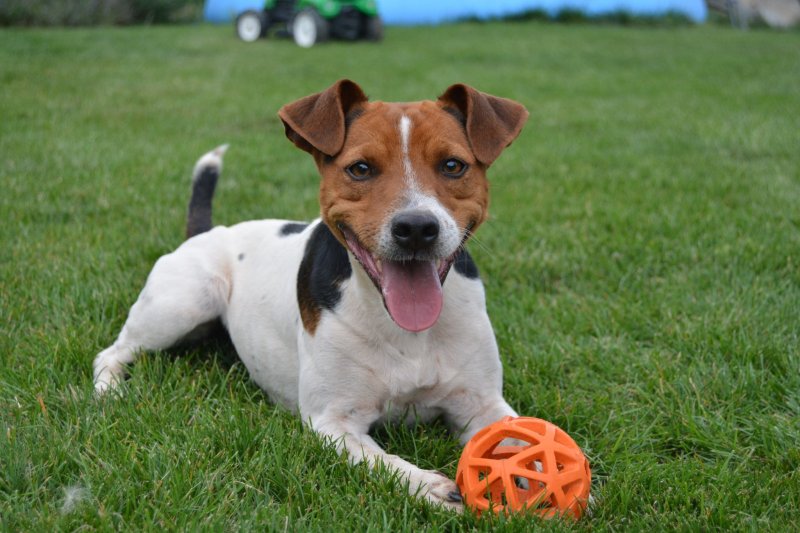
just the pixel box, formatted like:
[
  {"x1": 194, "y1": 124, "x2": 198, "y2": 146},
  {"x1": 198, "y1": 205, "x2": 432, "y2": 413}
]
[
  {"x1": 279, "y1": 222, "x2": 310, "y2": 236},
  {"x1": 345, "y1": 107, "x2": 364, "y2": 128},
  {"x1": 443, "y1": 106, "x2": 467, "y2": 128},
  {"x1": 186, "y1": 166, "x2": 219, "y2": 239},
  {"x1": 453, "y1": 248, "x2": 479, "y2": 279},
  {"x1": 297, "y1": 223, "x2": 352, "y2": 333},
  {"x1": 238, "y1": 253, "x2": 245, "y2": 261}
]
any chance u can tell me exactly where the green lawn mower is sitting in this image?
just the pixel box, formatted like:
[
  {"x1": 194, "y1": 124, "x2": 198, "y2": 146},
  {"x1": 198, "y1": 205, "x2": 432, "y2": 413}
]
[{"x1": 236, "y1": 0, "x2": 382, "y2": 48}]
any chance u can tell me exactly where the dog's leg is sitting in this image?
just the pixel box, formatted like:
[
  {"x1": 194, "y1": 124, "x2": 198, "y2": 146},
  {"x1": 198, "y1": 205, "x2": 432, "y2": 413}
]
[
  {"x1": 443, "y1": 392, "x2": 519, "y2": 445},
  {"x1": 311, "y1": 413, "x2": 464, "y2": 510},
  {"x1": 93, "y1": 241, "x2": 229, "y2": 393}
]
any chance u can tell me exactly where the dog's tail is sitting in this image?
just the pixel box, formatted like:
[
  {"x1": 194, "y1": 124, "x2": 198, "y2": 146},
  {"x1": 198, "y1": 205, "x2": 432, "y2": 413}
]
[{"x1": 186, "y1": 144, "x2": 228, "y2": 239}]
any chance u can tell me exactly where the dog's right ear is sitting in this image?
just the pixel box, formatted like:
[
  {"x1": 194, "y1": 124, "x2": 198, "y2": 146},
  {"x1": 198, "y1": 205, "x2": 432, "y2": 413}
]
[{"x1": 278, "y1": 79, "x2": 368, "y2": 157}]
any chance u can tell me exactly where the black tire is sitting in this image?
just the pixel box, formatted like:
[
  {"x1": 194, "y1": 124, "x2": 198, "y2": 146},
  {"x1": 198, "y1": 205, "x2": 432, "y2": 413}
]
[
  {"x1": 292, "y1": 8, "x2": 330, "y2": 48},
  {"x1": 236, "y1": 10, "x2": 268, "y2": 42},
  {"x1": 364, "y1": 15, "x2": 383, "y2": 41}
]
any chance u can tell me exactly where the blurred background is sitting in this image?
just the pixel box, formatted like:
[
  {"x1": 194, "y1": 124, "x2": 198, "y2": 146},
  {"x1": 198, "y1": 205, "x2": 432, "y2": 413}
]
[{"x1": 1, "y1": 0, "x2": 799, "y2": 28}]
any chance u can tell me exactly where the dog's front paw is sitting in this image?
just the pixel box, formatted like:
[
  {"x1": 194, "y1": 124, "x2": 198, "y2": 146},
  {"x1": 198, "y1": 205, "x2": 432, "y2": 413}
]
[
  {"x1": 92, "y1": 347, "x2": 129, "y2": 395},
  {"x1": 414, "y1": 470, "x2": 464, "y2": 511},
  {"x1": 93, "y1": 365, "x2": 124, "y2": 395}
]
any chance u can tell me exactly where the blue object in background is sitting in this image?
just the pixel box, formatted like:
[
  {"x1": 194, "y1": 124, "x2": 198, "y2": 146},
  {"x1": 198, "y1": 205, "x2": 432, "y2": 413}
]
[
  {"x1": 377, "y1": 1, "x2": 707, "y2": 24},
  {"x1": 205, "y1": 0, "x2": 263, "y2": 23},
  {"x1": 204, "y1": 0, "x2": 707, "y2": 24}
]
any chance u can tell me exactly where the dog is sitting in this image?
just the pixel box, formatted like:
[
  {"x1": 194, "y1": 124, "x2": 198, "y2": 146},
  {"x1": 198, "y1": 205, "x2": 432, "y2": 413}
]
[{"x1": 93, "y1": 80, "x2": 528, "y2": 509}]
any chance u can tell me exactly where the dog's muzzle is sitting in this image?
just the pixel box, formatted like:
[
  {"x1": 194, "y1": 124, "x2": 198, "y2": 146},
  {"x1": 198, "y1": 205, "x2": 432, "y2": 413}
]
[
  {"x1": 340, "y1": 214, "x2": 458, "y2": 333},
  {"x1": 390, "y1": 210, "x2": 440, "y2": 255}
]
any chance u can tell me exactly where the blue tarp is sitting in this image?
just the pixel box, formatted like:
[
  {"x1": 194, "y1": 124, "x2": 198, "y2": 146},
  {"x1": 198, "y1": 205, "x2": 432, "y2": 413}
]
[{"x1": 204, "y1": 0, "x2": 707, "y2": 24}]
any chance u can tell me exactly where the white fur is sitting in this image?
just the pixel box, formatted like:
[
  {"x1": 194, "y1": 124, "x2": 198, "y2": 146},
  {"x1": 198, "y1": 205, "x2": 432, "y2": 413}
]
[
  {"x1": 377, "y1": 115, "x2": 461, "y2": 260},
  {"x1": 399, "y1": 115, "x2": 416, "y2": 189},
  {"x1": 376, "y1": 189, "x2": 462, "y2": 262},
  {"x1": 93, "y1": 149, "x2": 517, "y2": 510},
  {"x1": 192, "y1": 144, "x2": 228, "y2": 184}
]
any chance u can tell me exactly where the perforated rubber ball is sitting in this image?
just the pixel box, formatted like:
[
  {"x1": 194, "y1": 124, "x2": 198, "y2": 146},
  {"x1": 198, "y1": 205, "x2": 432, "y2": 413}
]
[{"x1": 456, "y1": 416, "x2": 591, "y2": 518}]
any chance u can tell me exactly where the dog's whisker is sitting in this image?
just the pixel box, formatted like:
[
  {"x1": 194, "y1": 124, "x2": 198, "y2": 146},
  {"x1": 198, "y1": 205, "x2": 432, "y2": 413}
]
[{"x1": 460, "y1": 228, "x2": 494, "y2": 257}]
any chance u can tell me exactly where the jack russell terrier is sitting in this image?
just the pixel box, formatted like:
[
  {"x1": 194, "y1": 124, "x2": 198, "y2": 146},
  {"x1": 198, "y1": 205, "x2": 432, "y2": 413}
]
[{"x1": 93, "y1": 80, "x2": 529, "y2": 509}]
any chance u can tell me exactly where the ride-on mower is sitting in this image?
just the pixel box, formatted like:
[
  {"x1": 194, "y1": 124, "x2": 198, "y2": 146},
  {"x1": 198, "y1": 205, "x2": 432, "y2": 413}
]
[{"x1": 236, "y1": 0, "x2": 382, "y2": 48}]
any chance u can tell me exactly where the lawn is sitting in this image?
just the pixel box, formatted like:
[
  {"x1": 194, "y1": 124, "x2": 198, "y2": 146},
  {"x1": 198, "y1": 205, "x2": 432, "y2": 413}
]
[{"x1": 1, "y1": 20, "x2": 799, "y2": 531}]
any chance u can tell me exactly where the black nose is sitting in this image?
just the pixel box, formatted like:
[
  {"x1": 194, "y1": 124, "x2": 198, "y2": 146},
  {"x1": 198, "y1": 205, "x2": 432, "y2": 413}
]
[{"x1": 391, "y1": 211, "x2": 440, "y2": 251}]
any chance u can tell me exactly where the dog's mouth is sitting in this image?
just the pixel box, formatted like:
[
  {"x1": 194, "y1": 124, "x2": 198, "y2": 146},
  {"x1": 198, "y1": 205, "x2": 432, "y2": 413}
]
[{"x1": 338, "y1": 224, "x2": 455, "y2": 333}]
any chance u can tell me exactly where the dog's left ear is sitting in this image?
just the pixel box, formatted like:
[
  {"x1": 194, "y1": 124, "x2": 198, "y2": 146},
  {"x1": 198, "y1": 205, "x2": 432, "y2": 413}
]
[
  {"x1": 438, "y1": 84, "x2": 528, "y2": 166},
  {"x1": 278, "y1": 79, "x2": 368, "y2": 157}
]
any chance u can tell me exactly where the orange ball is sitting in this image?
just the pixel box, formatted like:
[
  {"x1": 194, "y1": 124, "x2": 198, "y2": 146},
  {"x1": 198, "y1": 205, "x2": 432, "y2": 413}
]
[{"x1": 456, "y1": 416, "x2": 591, "y2": 519}]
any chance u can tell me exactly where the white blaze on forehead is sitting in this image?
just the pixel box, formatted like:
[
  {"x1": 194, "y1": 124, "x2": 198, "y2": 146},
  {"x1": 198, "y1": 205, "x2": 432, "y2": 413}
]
[
  {"x1": 399, "y1": 115, "x2": 418, "y2": 189},
  {"x1": 381, "y1": 115, "x2": 459, "y2": 258},
  {"x1": 399, "y1": 115, "x2": 411, "y2": 157}
]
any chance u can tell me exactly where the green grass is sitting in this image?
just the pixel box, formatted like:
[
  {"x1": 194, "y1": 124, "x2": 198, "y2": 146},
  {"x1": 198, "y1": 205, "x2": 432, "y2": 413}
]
[{"x1": 1, "y1": 21, "x2": 799, "y2": 531}]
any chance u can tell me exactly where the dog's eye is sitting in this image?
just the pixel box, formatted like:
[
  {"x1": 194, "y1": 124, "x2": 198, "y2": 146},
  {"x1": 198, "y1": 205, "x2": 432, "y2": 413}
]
[
  {"x1": 346, "y1": 161, "x2": 373, "y2": 181},
  {"x1": 441, "y1": 158, "x2": 468, "y2": 178}
]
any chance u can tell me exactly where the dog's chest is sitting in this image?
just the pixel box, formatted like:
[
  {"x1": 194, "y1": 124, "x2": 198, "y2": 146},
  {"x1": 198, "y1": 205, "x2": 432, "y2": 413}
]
[
  {"x1": 360, "y1": 332, "x2": 462, "y2": 420},
  {"x1": 383, "y1": 345, "x2": 444, "y2": 399},
  {"x1": 306, "y1": 267, "x2": 493, "y2": 416}
]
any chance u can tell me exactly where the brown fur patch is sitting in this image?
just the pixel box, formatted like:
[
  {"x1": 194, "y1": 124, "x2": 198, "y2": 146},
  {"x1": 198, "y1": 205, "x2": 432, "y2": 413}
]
[
  {"x1": 438, "y1": 84, "x2": 529, "y2": 166},
  {"x1": 315, "y1": 101, "x2": 491, "y2": 251},
  {"x1": 296, "y1": 254, "x2": 320, "y2": 334},
  {"x1": 278, "y1": 80, "x2": 528, "y2": 261}
]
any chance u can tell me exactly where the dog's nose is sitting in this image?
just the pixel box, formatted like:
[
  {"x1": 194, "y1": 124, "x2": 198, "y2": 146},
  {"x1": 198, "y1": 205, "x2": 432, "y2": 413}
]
[{"x1": 391, "y1": 211, "x2": 440, "y2": 251}]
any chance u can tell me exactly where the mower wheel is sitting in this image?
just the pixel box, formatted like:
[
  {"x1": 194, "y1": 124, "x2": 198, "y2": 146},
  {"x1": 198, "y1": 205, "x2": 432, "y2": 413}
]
[
  {"x1": 292, "y1": 8, "x2": 330, "y2": 48},
  {"x1": 364, "y1": 15, "x2": 383, "y2": 41},
  {"x1": 236, "y1": 10, "x2": 268, "y2": 42}
]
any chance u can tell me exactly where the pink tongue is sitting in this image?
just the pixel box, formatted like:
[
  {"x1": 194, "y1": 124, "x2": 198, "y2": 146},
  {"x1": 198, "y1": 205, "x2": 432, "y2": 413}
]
[{"x1": 381, "y1": 259, "x2": 443, "y2": 332}]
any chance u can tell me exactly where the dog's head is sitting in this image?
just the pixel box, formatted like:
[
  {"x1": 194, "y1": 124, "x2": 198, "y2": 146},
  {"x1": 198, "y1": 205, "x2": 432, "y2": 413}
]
[{"x1": 279, "y1": 80, "x2": 528, "y2": 332}]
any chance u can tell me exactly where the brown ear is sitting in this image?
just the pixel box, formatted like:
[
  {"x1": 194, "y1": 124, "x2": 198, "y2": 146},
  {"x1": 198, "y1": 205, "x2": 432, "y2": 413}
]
[
  {"x1": 278, "y1": 79, "x2": 368, "y2": 156},
  {"x1": 438, "y1": 84, "x2": 528, "y2": 166}
]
